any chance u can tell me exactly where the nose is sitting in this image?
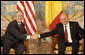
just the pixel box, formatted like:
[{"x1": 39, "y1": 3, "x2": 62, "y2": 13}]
[{"x1": 19, "y1": 17, "x2": 22, "y2": 20}]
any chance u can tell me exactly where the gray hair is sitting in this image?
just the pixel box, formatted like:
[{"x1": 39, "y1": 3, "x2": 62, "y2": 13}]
[
  {"x1": 15, "y1": 10, "x2": 24, "y2": 15},
  {"x1": 60, "y1": 13, "x2": 68, "y2": 18}
]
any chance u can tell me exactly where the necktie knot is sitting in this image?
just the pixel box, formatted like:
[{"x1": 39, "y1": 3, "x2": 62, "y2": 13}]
[
  {"x1": 19, "y1": 24, "x2": 21, "y2": 27},
  {"x1": 65, "y1": 25, "x2": 67, "y2": 28}
]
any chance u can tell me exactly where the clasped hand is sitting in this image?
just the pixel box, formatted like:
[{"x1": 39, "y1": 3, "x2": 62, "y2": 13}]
[{"x1": 30, "y1": 33, "x2": 39, "y2": 40}]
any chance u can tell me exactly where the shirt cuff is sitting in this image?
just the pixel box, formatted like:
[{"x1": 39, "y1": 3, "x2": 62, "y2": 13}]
[
  {"x1": 26, "y1": 35, "x2": 30, "y2": 40},
  {"x1": 38, "y1": 34, "x2": 40, "y2": 38}
]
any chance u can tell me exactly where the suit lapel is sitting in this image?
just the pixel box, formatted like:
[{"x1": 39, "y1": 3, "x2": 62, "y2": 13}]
[
  {"x1": 20, "y1": 22, "x2": 25, "y2": 32},
  {"x1": 14, "y1": 20, "x2": 25, "y2": 33},
  {"x1": 15, "y1": 20, "x2": 21, "y2": 32},
  {"x1": 69, "y1": 22, "x2": 73, "y2": 39},
  {"x1": 60, "y1": 23, "x2": 65, "y2": 37}
]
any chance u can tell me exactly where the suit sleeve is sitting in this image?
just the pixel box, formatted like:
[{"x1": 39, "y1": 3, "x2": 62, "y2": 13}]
[
  {"x1": 40, "y1": 25, "x2": 58, "y2": 38},
  {"x1": 76, "y1": 22, "x2": 84, "y2": 39},
  {"x1": 7, "y1": 22, "x2": 27, "y2": 41},
  {"x1": 23, "y1": 27, "x2": 27, "y2": 34}
]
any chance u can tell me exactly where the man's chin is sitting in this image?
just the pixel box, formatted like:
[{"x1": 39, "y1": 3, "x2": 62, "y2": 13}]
[{"x1": 63, "y1": 23, "x2": 67, "y2": 25}]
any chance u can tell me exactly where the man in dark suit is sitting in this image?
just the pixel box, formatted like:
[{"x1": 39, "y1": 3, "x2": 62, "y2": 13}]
[
  {"x1": 1, "y1": 11, "x2": 31, "y2": 54},
  {"x1": 31, "y1": 13, "x2": 84, "y2": 54}
]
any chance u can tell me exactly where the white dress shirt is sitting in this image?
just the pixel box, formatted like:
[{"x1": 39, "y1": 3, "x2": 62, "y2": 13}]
[{"x1": 63, "y1": 22, "x2": 72, "y2": 43}]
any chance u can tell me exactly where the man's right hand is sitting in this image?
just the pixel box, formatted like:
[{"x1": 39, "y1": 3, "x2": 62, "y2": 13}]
[
  {"x1": 26, "y1": 35, "x2": 30, "y2": 40},
  {"x1": 30, "y1": 33, "x2": 40, "y2": 40}
]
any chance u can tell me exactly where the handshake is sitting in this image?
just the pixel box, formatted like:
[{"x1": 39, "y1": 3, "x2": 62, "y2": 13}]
[{"x1": 26, "y1": 33, "x2": 40, "y2": 40}]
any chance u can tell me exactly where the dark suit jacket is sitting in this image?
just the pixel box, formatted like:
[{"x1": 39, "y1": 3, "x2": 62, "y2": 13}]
[
  {"x1": 40, "y1": 21, "x2": 84, "y2": 43},
  {"x1": 2, "y1": 20, "x2": 27, "y2": 44}
]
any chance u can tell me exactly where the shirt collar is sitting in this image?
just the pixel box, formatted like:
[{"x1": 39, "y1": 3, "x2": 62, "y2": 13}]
[{"x1": 63, "y1": 22, "x2": 69, "y2": 27}]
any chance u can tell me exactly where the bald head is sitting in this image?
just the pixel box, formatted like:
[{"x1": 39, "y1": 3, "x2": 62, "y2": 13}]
[{"x1": 60, "y1": 13, "x2": 69, "y2": 25}]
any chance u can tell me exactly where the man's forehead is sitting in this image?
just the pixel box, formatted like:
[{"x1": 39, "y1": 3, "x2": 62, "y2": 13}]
[
  {"x1": 60, "y1": 14, "x2": 68, "y2": 20},
  {"x1": 61, "y1": 14, "x2": 68, "y2": 17}
]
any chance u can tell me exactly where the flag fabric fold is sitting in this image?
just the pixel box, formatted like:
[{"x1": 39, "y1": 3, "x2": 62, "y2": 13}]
[
  {"x1": 45, "y1": 1, "x2": 63, "y2": 30},
  {"x1": 17, "y1": 1, "x2": 37, "y2": 36}
]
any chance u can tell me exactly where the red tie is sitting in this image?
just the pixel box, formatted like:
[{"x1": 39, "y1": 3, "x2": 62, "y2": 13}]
[{"x1": 65, "y1": 25, "x2": 68, "y2": 42}]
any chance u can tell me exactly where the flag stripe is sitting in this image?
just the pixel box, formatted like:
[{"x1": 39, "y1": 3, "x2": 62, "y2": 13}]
[
  {"x1": 27, "y1": 1, "x2": 36, "y2": 23},
  {"x1": 24, "y1": 1, "x2": 36, "y2": 29},
  {"x1": 17, "y1": 1, "x2": 36, "y2": 35},
  {"x1": 24, "y1": 4, "x2": 36, "y2": 33},
  {"x1": 45, "y1": 1, "x2": 63, "y2": 30},
  {"x1": 24, "y1": 1, "x2": 36, "y2": 32},
  {"x1": 17, "y1": 1, "x2": 24, "y2": 12},
  {"x1": 17, "y1": 1, "x2": 34, "y2": 35},
  {"x1": 17, "y1": 5, "x2": 22, "y2": 11},
  {"x1": 49, "y1": 10, "x2": 63, "y2": 30},
  {"x1": 32, "y1": 1, "x2": 34, "y2": 6},
  {"x1": 28, "y1": 1, "x2": 35, "y2": 14},
  {"x1": 24, "y1": 18, "x2": 32, "y2": 35},
  {"x1": 24, "y1": 10, "x2": 35, "y2": 35}
]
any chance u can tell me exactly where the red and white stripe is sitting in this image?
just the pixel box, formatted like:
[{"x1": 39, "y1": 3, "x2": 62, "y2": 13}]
[{"x1": 17, "y1": 1, "x2": 37, "y2": 36}]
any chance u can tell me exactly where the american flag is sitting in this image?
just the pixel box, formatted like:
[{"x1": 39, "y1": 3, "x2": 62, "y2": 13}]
[{"x1": 17, "y1": 1, "x2": 37, "y2": 36}]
